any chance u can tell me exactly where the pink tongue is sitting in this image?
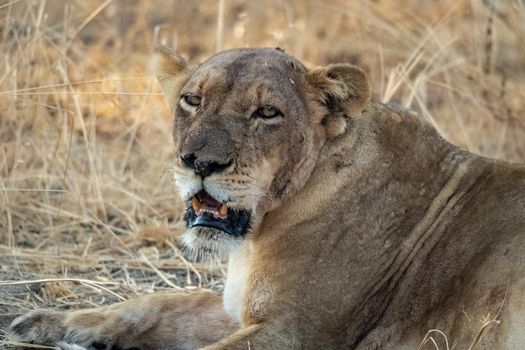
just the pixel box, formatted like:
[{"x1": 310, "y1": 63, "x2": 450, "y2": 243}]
[{"x1": 198, "y1": 190, "x2": 221, "y2": 210}]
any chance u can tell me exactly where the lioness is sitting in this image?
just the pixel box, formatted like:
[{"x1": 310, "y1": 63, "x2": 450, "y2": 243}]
[{"x1": 8, "y1": 47, "x2": 525, "y2": 350}]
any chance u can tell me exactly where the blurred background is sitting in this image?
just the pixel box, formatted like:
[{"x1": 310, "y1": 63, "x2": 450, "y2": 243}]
[{"x1": 1, "y1": 0, "x2": 525, "y2": 342}]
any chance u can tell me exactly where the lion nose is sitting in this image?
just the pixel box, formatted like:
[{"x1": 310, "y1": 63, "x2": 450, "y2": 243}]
[{"x1": 181, "y1": 154, "x2": 232, "y2": 178}]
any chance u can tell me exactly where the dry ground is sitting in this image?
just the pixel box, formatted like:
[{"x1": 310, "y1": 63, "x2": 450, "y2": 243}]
[{"x1": 0, "y1": 0, "x2": 524, "y2": 348}]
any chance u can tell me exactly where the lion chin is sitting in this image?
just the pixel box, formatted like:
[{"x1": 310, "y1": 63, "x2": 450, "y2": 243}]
[{"x1": 181, "y1": 227, "x2": 244, "y2": 259}]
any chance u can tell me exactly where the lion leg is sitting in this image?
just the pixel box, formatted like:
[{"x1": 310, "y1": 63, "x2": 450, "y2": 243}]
[{"x1": 8, "y1": 292, "x2": 239, "y2": 350}]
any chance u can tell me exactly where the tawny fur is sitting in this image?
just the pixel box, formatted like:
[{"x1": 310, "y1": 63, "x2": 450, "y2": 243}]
[{"x1": 9, "y1": 48, "x2": 525, "y2": 350}]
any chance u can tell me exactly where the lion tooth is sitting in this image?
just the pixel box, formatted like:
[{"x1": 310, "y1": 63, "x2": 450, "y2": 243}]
[
  {"x1": 191, "y1": 197, "x2": 201, "y2": 211},
  {"x1": 219, "y1": 204, "x2": 228, "y2": 217}
]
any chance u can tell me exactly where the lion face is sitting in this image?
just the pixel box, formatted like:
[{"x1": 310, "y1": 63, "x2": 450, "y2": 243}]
[{"x1": 151, "y1": 47, "x2": 370, "y2": 255}]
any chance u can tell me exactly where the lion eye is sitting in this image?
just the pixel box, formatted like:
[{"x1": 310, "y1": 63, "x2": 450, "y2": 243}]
[
  {"x1": 182, "y1": 94, "x2": 202, "y2": 107},
  {"x1": 254, "y1": 106, "x2": 282, "y2": 119}
]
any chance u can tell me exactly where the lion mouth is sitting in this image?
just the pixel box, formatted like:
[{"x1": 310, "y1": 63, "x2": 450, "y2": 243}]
[{"x1": 184, "y1": 190, "x2": 251, "y2": 237}]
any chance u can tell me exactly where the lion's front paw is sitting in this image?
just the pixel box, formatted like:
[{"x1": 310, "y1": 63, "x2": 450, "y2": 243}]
[
  {"x1": 8, "y1": 309, "x2": 67, "y2": 345},
  {"x1": 8, "y1": 310, "x2": 115, "y2": 350}
]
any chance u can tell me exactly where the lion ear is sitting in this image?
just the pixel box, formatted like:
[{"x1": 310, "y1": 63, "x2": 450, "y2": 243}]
[
  {"x1": 307, "y1": 64, "x2": 371, "y2": 136},
  {"x1": 150, "y1": 45, "x2": 192, "y2": 107}
]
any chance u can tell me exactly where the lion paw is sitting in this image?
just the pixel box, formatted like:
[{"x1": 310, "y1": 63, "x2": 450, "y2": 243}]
[
  {"x1": 8, "y1": 309, "x2": 67, "y2": 345},
  {"x1": 8, "y1": 310, "x2": 132, "y2": 350}
]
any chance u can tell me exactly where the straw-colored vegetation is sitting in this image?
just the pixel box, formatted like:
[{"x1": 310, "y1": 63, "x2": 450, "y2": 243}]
[{"x1": 0, "y1": 0, "x2": 524, "y2": 348}]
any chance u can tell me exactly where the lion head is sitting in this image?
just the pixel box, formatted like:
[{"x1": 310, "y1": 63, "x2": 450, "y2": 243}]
[{"x1": 151, "y1": 46, "x2": 371, "y2": 256}]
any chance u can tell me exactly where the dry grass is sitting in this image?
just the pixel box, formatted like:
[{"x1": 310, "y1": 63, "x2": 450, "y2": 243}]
[{"x1": 0, "y1": 0, "x2": 524, "y2": 348}]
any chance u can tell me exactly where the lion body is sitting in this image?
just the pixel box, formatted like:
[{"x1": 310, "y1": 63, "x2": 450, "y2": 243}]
[
  {"x1": 218, "y1": 102, "x2": 525, "y2": 349},
  {"x1": 9, "y1": 49, "x2": 525, "y2": 350}
]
